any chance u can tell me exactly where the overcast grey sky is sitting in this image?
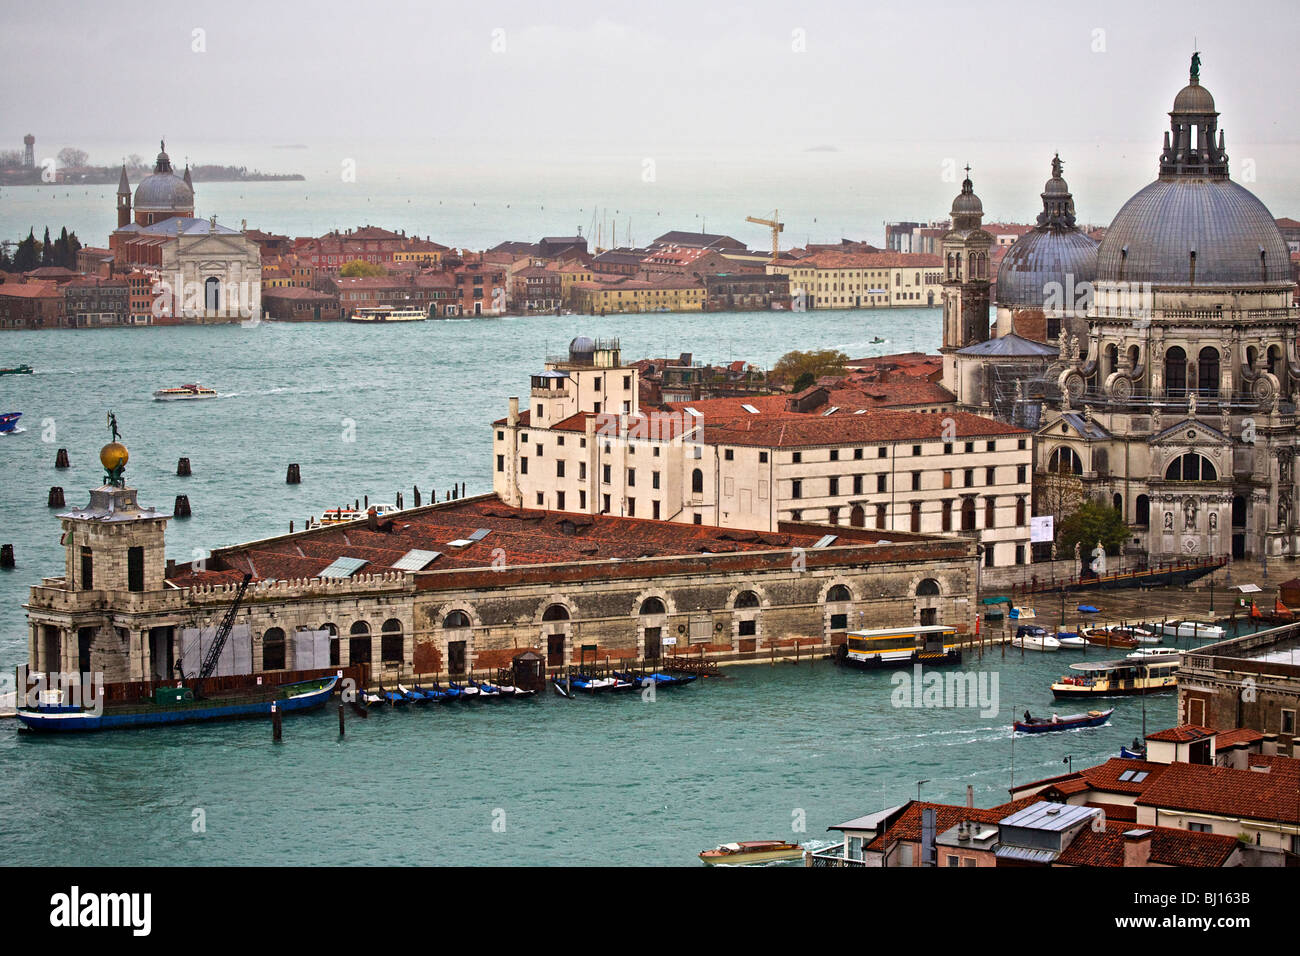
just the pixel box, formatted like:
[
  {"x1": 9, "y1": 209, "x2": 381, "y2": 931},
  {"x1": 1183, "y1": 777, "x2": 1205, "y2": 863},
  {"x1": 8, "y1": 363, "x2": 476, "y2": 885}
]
[{"x1": 3, "y1": 0, "x2": 1296, "y2": 153}]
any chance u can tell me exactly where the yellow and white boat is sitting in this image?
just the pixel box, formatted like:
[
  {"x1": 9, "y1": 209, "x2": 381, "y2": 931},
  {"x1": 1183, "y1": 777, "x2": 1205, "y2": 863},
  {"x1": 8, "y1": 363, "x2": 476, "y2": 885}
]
[
  {"x1": 347, "y1": 306, "x2": 427, "y2": 323},
  {"x1": 699, "y1": 840, "x2": 804, "y2": 866}
]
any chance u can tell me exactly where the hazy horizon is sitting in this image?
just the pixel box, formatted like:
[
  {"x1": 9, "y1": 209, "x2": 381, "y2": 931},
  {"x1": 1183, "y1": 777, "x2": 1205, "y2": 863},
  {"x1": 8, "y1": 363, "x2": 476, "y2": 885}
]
[{"x1": 2, "y1": 0, "x2": 1297, "y2": 248}]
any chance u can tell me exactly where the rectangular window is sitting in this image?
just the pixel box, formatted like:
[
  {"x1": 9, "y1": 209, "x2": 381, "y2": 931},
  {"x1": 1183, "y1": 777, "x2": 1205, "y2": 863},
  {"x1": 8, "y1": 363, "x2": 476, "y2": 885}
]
[
  {"x1": 496, "y1": 454, "x2": 505, "y2": 473},
  {"x1": 878, "y1": 447, "x2": 887, "y2": 458},
  {"x1": 791, "y1": 479, "x2": 802, "y2": 499},
  {"x1": 556, "y1": 490, "x2": 565, "y2": 510},
  {"x1": 943, "y1": 471, "x2": 953, "y2": 489},
  {"x1": 912, "y1": 445, "x2": 921, "y2": 456},
  {"x1": 603, "y1": 464, "x2": 611, "y2": 483},
  {"x1": 759, "y1": 451, "x2": 768, "y2": 463},
  {"x1": 520, "y1": 457, "x2": 528, "y2": 475},
  {"x1": 877, "y1": 474, "x2": 887, "y2": 494},
  {"x1": 1017, "y1": 465, "x2": 1027, "y2": 483},
  {"x1": 792, "y1": 452, "x2": 802, "y2": 463},
  {"x1": 536, "y1": 492, "x2": 544, "y2": 506},
  {"x1": 875, "y1": 504, "x2": 886, "y2": 529},
  {"x1": 986, "y1": 466, "x2": 995, "y2": 485},
  {"x1": 627, "y1": 497, "x2": 636, "y2": 516},
  {"x1": 652, "y1": 500, "x2": 660, "y2": 519},
  {"x1": 1018, "y1": 438, "x2": 1027, "y2": 450},
  {"x1": 725, "y1": 449, "x2": 734, "y2": 461},
  {"x1": 603, "y1": 494, "x2": 610, "y2": 513},
  {"x1": 127, "y1": 546, "x2": 144, "y2": 593},
  {"x1": 853, "y1": 475, "x2": 863, "y2": 495},
  {"x1": 829, "y1": 477, "x2": 839, "y2": 496},
  {"x1": 1015, "y1": 545, "x2": 1025, "y2": 565},
  {"x1": 830, "y1": 613, "x2": 848, "y2": 631},
  {"x1": 964, "y1": 468, "x2": 974, "y2": 487},
  {"x1": 627, "y1": 468, "x2": 635, "y2": 486},
  {"x1": 911, "y1": 472, "x2": 921, "y2": 491},
  {"x1": 556, "y1": 460, "x2": 565, "y2": 478},
  {"x1": 854, "y1": 448, "x2": 863, "y2": 460},
  {"x1": 80, "y1": 547, "x2": 93, "y2": 590},
  {"x1": 652, "y1": 471, "x2": 660, "y2": 489},
  {"x1": 830, "y1": 450, "x2": 839, "y2": 461},
  {"x1": 579, "y1": 490, "x2": 587, "y2": 509}
]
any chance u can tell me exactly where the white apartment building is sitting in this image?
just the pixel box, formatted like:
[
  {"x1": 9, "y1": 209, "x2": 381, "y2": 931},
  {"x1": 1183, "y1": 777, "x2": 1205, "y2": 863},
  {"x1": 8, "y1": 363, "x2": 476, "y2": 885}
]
[
  {"x1": 494, "y1": 338, "x2": 1035, "y2": 568},
  {"x1": 768, "y1": 251, "x2": 944, "y2": 309}
]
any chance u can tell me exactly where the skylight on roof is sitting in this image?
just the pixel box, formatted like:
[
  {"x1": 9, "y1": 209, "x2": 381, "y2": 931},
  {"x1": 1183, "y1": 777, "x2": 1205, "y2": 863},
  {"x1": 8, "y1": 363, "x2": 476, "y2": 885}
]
[
  {"x1": 854, "y1": 409, "x2": 868, "y2": 414},
  {"x1": 467, "y1": 528, "x2": 492, "y2": 542},
  {"x1": 821, "y1": 407, "x2": 839, "y2": 416},
  {"x1": 741, "y1": 404, "x2": 760, "y2": 414},
  {"x1": 813, "y1": 534, "x2": 838, "y2": 548},
  {"x1": 447, "y1": 539, "x2": 474, "y2": 548},
  {"x1": 1118, "y1": 770, "x2": 1135, "y2": 781},
  {"x1": 392, "y1": 549, "x2": 441, "y2": 571},
  {"x1": 685, "y1": 407, "x2": 702, "y2": 418},
  {"x1": 318, "y1": 556, "x2": 368, "y2": 579}
]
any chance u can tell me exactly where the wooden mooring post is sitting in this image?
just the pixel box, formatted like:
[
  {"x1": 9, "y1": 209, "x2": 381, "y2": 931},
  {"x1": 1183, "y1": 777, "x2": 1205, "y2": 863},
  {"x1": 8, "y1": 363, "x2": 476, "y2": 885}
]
[{"x1": 271, "y1": 702, "x2": 282, "y2": 741}]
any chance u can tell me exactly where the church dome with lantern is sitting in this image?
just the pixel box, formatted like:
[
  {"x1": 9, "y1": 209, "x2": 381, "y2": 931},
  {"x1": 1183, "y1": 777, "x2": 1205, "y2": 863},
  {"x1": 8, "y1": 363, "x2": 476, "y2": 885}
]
[
  {"x1": 1095, "y1": 62, "x2": 1290, "y2": 290},
  {"x1": 133, "y1": 141, "x2": 194, "y2": 224}
]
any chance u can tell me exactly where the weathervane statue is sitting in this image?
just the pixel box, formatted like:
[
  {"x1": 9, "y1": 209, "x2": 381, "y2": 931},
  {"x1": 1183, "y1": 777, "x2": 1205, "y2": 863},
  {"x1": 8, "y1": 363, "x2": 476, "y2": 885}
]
[
  {"x1": 1191, "y1": 50, "x2": 1201, "y2": 80},
  {"x1": 101, "y1": 411, "x2": 128, "y2": 487}
]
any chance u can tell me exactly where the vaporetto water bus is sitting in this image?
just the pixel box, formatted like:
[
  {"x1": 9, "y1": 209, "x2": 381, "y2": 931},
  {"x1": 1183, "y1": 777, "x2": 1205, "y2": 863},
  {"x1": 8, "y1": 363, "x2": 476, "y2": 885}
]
[
  {"x1": 1050, "y1": 655, "x2": 1179, "y2": 700},
  {"x1": 835, "y1": 624, "x2": 962, "y2": 669},
  {"x1": 347, "y1": 306, "x2": 428, "y2": 323}
]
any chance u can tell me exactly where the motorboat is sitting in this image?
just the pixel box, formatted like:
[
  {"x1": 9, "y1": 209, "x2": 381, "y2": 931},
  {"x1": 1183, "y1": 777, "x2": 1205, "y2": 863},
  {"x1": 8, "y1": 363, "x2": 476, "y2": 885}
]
[
  {"x1": 153, "y1": 383, "x2": 218, "y2": 401},
  {"x1": 1012, "y1": 624, "x2": 1061, "y2": 651},
  {"x1": 1014, "y1": 708, "x2": 1114, "y2": 734},
  {"x1": 699, "y1": 840, "x2": 805, "y2": 866}
]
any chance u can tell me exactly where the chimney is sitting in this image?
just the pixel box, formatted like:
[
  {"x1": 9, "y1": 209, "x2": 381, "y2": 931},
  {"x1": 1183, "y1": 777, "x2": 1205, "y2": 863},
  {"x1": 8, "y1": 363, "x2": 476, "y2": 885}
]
[
  {"x1": 966, "y1": 785, "x2": 974, "y2": 808},
  {"x1": 1122, "y1": 829, "x2": 1153, "y2": 867},
  {"x1": 508, "y1": 397, "x2": 519, "y2": 427}
]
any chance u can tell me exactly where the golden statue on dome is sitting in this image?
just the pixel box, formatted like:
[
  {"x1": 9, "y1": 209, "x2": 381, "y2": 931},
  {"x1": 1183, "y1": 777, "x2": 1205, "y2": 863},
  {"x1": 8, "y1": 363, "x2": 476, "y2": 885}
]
[{"x1": 101, "y1": 411, "x2": 128, "y2": 486}]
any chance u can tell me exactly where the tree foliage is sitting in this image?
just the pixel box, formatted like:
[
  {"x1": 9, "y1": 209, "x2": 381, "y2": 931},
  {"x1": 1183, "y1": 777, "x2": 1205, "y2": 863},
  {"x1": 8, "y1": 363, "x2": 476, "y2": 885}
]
[
  {"x1": 771, "y1": 348, "x2": 848, "y2": 388},
  {"x1": 57, "y1": 147, "x2": 89, "y2": 168},
  {"x1": 339, "y1": 259, "x2": 385, "y2": 277},
  {"x1": 1058, "y1": 500, "x2": 1130, "y2": 558}
]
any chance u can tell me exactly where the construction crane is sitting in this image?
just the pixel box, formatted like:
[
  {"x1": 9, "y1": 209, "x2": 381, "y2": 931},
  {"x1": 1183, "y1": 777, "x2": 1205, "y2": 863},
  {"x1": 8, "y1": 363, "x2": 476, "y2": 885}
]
[
  {"x1": 176, "y1": 572, "x2": 252, "y2": 696},
  {"x1": 746, "y1": 209, "x2": 784, "y2": 263}
]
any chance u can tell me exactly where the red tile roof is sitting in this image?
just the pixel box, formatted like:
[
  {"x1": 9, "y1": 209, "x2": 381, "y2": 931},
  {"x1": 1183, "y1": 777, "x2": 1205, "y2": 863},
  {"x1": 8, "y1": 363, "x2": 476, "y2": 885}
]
[
  {"x1": 865, "y1": 796, "x2": 1043, "y2": 854},
  {"x1": 170, "y1": 493, "x2": 939, "y2": 589},
  {"x1": 1056, "y1": 821, "x2": 1238, "y2": 867},
  {"x1": 781, "y1": 251, "x2": 942, "y2": 270},
  {"x1": 1135, "y1": 761, "x2": 1300, "y2": 824},
  {"x1": 1146, "y1": 724, "x2": 1215, "y2": 743},
  {"x1": 1214, "y1": 728, "x2": 1265, "y2": 748}
]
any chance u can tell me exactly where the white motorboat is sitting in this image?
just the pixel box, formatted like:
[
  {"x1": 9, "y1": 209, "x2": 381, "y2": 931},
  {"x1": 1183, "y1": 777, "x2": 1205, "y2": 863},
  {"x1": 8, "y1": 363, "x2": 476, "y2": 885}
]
[
  {"x1": 153, "y1": 383, "x2": 218, "y2": 401},
  {"x1": 1012, "y1": 625, "x2": 1061, "y2": 651},
  {"x1": 1055, "y1": 632, "x2": 1087, "y2": 648},
  {"x1": 1159, "y1": 621, "x2": 1225, "y2": 641},
  {"x1": 1126, "y1": 647, "x2": 1177, "y2": 660}
]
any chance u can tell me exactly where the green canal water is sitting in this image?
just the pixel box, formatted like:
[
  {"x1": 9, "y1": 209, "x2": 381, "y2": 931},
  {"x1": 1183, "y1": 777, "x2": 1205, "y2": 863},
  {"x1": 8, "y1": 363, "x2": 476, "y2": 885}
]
[{"x1": 0, "y1": 313, "x2": 1187, "y2": 865}]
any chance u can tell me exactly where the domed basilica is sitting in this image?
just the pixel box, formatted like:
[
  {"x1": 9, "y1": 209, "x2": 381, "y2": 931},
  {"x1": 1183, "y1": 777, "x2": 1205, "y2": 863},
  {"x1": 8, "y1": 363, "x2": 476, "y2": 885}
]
[{"x1": 943, "y1": 56, "x2": 1298, "y2": 562}]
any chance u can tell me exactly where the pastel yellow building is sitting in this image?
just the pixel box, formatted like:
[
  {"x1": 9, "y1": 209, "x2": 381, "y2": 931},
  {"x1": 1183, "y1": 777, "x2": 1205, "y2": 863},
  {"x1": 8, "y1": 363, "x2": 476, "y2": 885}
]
[
  {"x1": 571, "y1": 275, "x2": 705, "y2": 314},
  {"x1": 770, "y1": 251, "x2": 944, "y2": 309}
]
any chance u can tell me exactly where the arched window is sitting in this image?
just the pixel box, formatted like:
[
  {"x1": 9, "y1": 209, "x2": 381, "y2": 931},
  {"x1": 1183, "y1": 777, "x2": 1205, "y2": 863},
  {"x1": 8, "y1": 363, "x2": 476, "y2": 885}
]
[
  {"x1": 349, "y1": 621, "x2": 371, "y2": 665},
  {"x1": 1048, "y1": 446, "x2": 1083, "y2": 475},
  {"x1": 735, "y1": 590, "x2": 761, "y2": 609},
  {"x1": 827, "y1": 584, "x2": 852, "y2": 603},
  {"x1": 916, "y1": 579, "x2": 940, "y2": 596},
  {"x1": 1165, "y1": 346, "x2": 1187, "y2": 396},
  {"x1": 1113, "y1": 493, "x2": 1123, "y2": 514},
  {"x1": 960, "y1": 497, "x2": 976, "y2": 531},
  {"x1": 941, "y1": 499, "x2": 953, "y2": 531},
  {"x1": 1164, "y1": 453, "x2": 1217, "y2": 481},
  {"x1": 1197, "y1": 347, "x2": 1220, "y2": 397},
  {"x1": 262, "y1": 627, "x2": 286, "y2": 671},
  {"x1": 1268, "y1": 345, "x2": 1282, "y2": 378},
  {"x1": 1105, "y1": 343, "x2": 1119, "y2": 377},
  {"x1": 204, "y1": 276, "x2": 220, "y2": 313},
  {"x1": 321, "y1": 622, "x2": 339, "y2": 666},
  {"x1": 639, "y1": 597, "x2": 666, "y2": 616},
  {"x1": 849, "y1": 505, "x2": 865, "y2": 528},
  {"x1": 1015, "y1": 497, "x2": 1027, "y2": 526},
  {"x1": 691, "y1": 468, "x2": 703, "y2": 494},
  {"x1": 542, "y1": 604, "x2": 570, "y2": 622},
  {"x1": 1135, "y1": 494, "x2": 1150, "y2": 526},
  {"x1": 381, "y1": 618, "x2": 404, "y2": 663},
  {"x1": 443, "y1": 610, "x2": 471, "y2": 629}
]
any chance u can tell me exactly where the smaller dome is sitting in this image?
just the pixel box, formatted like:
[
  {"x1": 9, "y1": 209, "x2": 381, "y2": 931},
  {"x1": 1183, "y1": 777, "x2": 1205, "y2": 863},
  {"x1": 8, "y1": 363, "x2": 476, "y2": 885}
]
[
  {"x1": 1172, "y1": 80, "x2": 1215, "y2": 114},
  {"x1": 569, "y1": 335, "x2": 595, "y2": 354},
  {"x1": 952, "y1": 187, "x2": 983, "y2": 216}
]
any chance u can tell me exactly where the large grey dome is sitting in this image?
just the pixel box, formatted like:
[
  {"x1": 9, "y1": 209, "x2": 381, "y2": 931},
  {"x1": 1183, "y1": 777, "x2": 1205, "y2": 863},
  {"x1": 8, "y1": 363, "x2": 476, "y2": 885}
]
[
  {"x1": 1096, "y1": 179, "x2": 1290, "y2": 288},
  {"x1": 133, "y1": 141, "x2": 193, "y2": 213},
  {"x1": 998, "y1": 230, "x2": 1100, "y2": 307},
  {"x1": 134, "y1": 172, "x2": 193, "y2": 211}
]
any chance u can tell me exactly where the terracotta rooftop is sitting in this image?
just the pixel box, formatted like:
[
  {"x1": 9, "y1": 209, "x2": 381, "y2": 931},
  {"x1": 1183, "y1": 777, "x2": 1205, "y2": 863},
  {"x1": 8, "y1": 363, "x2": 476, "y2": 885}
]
[
  {"x1": 1135, "y1": 760, "x2": 1300, "y2": 824},
  {"x1": 1146, "y1": 724, "x2": 1215, "y2": 743},
  {"x1": 1055, "y1": 821, "x2": 1239, "y2": 867},
  {"x1": 782, "y1": 251, "x2": 942, "y2": 270},
  {"x1": 865, "y1": 796, "x2": 1043, "y2": 854},
  {"x1": 170, "y1": 493, "x2": 944, "y2": 589}
]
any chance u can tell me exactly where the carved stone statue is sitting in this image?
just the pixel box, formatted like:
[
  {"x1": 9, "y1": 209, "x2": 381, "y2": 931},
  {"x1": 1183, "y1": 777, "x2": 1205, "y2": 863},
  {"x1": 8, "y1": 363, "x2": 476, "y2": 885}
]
[
  {"x1": 1183, "y1": 497, "x2": 1198, "y2": 531},
  {"x1": 1187, "y1": 391, "x2": 1196, "y2": 418}
]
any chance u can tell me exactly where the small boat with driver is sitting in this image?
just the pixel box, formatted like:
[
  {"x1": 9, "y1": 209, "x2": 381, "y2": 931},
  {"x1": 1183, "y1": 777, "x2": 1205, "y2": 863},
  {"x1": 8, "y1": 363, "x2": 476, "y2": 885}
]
[
  {"x1": 699, "y1": 840, "x2": 805, "y2": 866},
  {"x1": 0, "y1": 364, "x2": 33, "y2": 375},
  {"x1": 0, "y1": 411, "x2": 22, "y2": 433},
  {"x1": 1014, "y1": 707, "x2": 1114, "y2": 734}
]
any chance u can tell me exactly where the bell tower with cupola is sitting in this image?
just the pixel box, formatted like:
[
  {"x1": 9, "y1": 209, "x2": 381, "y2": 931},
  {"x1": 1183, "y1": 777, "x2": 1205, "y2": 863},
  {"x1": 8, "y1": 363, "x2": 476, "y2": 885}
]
[{"x1": 940, "y1": 168, "x2": 993, "y2": 390}]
